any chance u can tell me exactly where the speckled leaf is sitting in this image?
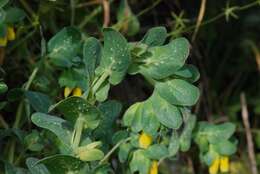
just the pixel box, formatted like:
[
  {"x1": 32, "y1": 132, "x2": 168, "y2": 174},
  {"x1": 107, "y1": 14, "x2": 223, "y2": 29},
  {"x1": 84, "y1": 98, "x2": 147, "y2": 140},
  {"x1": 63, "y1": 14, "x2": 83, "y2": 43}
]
[
  {"x1": 26, "y1": 158, "x2": 50, "y2": 174},
  {"x1": 173, "y1": 64, "x2": 200, "y2": 82},
  {"x1": 141, "y1": 26, "x2": 167, "y2": 47},
  {"x1": 31, "y1": 112, "x2": 73, "y2": 149},
  {"x1": 155, "y1": 79, "x2": 200, "y2": 106},
  {"x1": 50, "y1": 96, "x2": 101, "y2": 129},
  {"x1": 25, "y1": 91, "x2": 52, "y2": 113},
  {"x1": 83, "y1": 37, "x2": 102, "y2": 81},
  {"x1": 47, "y1": 27, "x2": 82, "y2": 67},
  {"x1": 141, "y1": 100, "x2": 160, "y2": 136},
  {"x1": 179, "y1": 114, "x2": 196, "y2": 152},
  {"x1": 168, "y1": 131, "x2": 180, "y2": 156},
  {"x1": 37, "y1": 155, "x2": 85, "y2": 174},
  {"x1": 97, "y1": 28, "x2": 130, "y2": 85},
  {"x1": 145, "y1": 144, "x2": 168, "y2": 160},
  {"x1": 150, "y1": 91, "x2": 182, "y2": 129},
  {"x1": 140, "y1": 37, "x2": 190, "y2": 79}
]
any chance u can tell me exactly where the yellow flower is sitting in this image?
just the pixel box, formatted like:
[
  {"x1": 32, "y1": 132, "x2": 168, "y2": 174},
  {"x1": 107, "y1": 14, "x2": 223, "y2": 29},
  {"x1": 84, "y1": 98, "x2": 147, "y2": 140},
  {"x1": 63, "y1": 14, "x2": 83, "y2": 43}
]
[
  {"x1": 149, "y1": 161, "x2": 158, "y2": 174},
  {"x1": 64, "y1": 87, "x2": 73, "y2": 98},
  {"x1": 209, "y1": 157, "x2": 220, "y2": 174},
  {"x1": 72, "y1": 87, "x2": 82, "y2": 97},
  {"x1": 7, "y1": 27, "x2": 15, "y2": 41},
  {"x1": 0, "y1": 37, "x2": 7, "y2": 47},
  {"x1": 220, "y1": 156, "x2": 229, "y2": 173},
  {"x1": 139, "y1": 132, "x2": 152, "y2": 149}
]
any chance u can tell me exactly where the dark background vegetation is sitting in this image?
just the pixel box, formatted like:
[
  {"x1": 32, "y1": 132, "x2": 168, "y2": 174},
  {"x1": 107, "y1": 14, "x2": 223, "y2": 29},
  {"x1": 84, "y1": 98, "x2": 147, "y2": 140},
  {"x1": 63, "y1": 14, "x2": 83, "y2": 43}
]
[{"x1": 1, "y1": 0, "x2": 260, "y2": 173}]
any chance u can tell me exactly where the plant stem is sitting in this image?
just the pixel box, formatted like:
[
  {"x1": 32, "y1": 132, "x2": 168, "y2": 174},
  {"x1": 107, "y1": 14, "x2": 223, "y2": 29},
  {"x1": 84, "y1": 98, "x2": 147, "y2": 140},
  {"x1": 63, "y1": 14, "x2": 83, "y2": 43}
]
[
  {"x1": 0, "y1": 114, "x2": 9, "y2": 129},
  {"x1": 92, "y1": 71, "x2": 109, "y2": 94},
  {"x1": 99, "y1": 137, "x2": 131, "y2": 165},
  {"x1": 72, "y1": 116, "x2": 85, "y2": 150},
  {"x1": 8, "y1": 67, "x2": 38, "y2": 163}
]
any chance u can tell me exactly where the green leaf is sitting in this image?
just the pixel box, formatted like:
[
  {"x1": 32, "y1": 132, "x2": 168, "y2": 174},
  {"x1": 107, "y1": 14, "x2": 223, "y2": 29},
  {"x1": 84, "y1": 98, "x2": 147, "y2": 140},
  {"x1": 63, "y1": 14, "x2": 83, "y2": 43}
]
[
  {"x1": 0, "y1": 0, "x2": 9, "y2": 8},
  {"x1": 37, "y1": 155, "x2": 85, "y2": 174},
  {"x1": 25, "y1": 130, "x2": 44, "y2": 152},
  {"x1": 117, "y1": 0, "x2": 140, "y2": 36},
  {"x1": 26, "y1": 158, "x2": 50, "y2": 174},
  {"x1": 5, "y1": 7, "x2": 25, "y2": 23},
  {"x1": 141, "y1": 26, "x2": 167, "y2": 47},
  {"x1": 123, "y1": 101, "x2": 159, "y2": 135},
  {"x1": 168, "y1": 131, "x2": 180, "y2": 156},
  {"x1": 76, "y1": 147, "x2": 104, "y2": 161},
  {"x1": 173, "y1": 64, "x2": 200, "y2": 82},
  {"x1": 25, "y1": 91, "x2": 52, "y2": 113},
  {"x1": 130, "y1": 150, "x2": 150, "y2": 174},
  {"x1": 141, "y1": 100, "x2": 160, "y2": 136},
  {"x1": 123, "y1": 102, "x2": 142, "y2": 129},
  {"x1": 97, "y1": 28, "x2": 130, "y2": 85},
  {"x1": 156, "y1": 79, "x2": 200, "y2": 106},
  {"x1": 31, "y1": 112, "x2": 73, "y2": 149},
  {"x1": 204, "y1": 122, "x2": 236, "y2": 144},
  {"x1": 150, "y1": 91, "x2": 182, "y2": 129},
  {"x1": 83, "y1": 37, "x2": 102, "y2": 82},
  {"x1": 58, "y1": 68, "x2": 89, "y2": 91},
  {"x1": 139, "y1": 38, "x2": 190, "y2": 79},
  {"x1": 51, "y1": 96, "x2": 101, "y2": 129},
  {"x1": 95, "y1": 81, "x2": 110, "y2": 102},
  {"x1": 179, "y1": 114, "x2": 196, "y2": 152},
  {"x1": 94, "y1": 100, "x2": 122, "y2": 144},
  {"x1": 119, "y1": 142, "x2": 132, "y2": 163},
  {"x1": 212, "y1": 140, "x2": 237, "y2": 155},
  {"x1": 5, "y1": 163, "x2": 29, "y2": 174},
  {"x1": 145, "y1": 144, "x2": 168, "y2": 160},
  {"x1": 0, "y1": 82, "x2": 7, "y2": 94},
  {"x1": 47, "y1": 27, "x2": 82, "y2": 67}
]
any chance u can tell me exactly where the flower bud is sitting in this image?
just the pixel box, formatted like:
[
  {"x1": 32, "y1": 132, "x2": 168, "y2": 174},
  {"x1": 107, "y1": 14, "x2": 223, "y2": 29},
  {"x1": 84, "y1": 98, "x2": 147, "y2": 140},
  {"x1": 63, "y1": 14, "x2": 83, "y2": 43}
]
[
  {"x1": 0, "y1": 37, "x2": 7, "y2": 47},
  {"x1": 139, "y1": 131, "x2": 152, "y2": 149},
  {"x1": 220, "y1": 156, "x2": 229, "y2": 173},
  {"x1": 209, "y1": 157, "x2": 220, "y2": 174},
  {"x1": 7, "y1": 27, "x2": 15, "y2": 41},
  {"x1": 73, "y1": 87, "x2": 82, "y2": 97},
  {"x1": 64, "y1": 87, "x2": 73, "y2": 98},
  {"x1": 149, "y1": 161, "x2": 158, "y2": 174}
]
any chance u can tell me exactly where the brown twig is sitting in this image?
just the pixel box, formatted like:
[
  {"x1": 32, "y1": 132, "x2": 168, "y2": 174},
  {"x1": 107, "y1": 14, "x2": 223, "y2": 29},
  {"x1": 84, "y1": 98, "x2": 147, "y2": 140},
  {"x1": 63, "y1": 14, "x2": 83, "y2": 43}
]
[
  {"x1": 102, "y1": 0, "x2": 110, "y2": 27},
  {"x1": 240, "y1": 93, "x2": 258, "y2": 174},
  {"x1": 76, "y1": 0, "x2": 102, "y2": 8},
  {"x1": 0, "y1": 47, "x2": 5, "y2": 65},
  {"x1": 192, "y1": 0, "x2": 207, "y2": 42}
]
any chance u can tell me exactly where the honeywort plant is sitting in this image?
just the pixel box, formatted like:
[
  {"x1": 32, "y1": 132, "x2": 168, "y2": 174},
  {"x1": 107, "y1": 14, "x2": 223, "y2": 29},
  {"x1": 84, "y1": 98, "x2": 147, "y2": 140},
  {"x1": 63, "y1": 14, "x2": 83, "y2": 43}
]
[{"x1": 0, "y1": 25, "x2": 238, "y2": 174}]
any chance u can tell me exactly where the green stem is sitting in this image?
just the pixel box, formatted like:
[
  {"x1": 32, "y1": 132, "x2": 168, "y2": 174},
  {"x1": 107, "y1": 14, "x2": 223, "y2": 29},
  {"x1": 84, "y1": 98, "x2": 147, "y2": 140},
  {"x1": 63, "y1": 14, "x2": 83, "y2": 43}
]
[
  {"x1": 19, "y1": 0, "x2": 37, "y2": 20},
  {"x1": 72, "y1": 116, "x2": 85, "y2": 150},
  {"x1": 70, "y1": 0, "x2": 76, "y2": 25},
  {"x1": 92, "y1": 71, "x2": 109, "y2": 94},
  {"x1": 8, "y1": 67, "x2": 38, "y2": 163},
  {"x1": 99, "y1": 137, "x2": 131, "y2": 165},
  {"x1": 0, "y1": 114, "x2": 9, "y2": 129}
]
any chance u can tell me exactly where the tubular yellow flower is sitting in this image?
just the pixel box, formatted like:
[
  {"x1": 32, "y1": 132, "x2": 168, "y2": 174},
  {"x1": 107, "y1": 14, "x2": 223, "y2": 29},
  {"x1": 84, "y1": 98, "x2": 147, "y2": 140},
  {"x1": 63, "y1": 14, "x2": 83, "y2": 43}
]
[
  {"x1": 7, "y1": 27, "x2": 15, "y2": 41},
  {"x1": 209, "y1": 157, "x2": 220, "y2": 174},
  {"x1": 0, "y1": 37, "x2": 7, "y2": 47},
  {"x1": 72, "y1": 87, "x2": 82, "y2": 97},
  {"x1": 149, "y1": 161, "x2": 158, "y2": 174},
  {"x1": 139, "y1": 132, "x2": 152, "y2": 149},
  {"x1": 220, "y1": 156, "x2": 229, "y2": 173},
  {"x1": 64, "y1": 87, "x2": 73, "y2": 98}
]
